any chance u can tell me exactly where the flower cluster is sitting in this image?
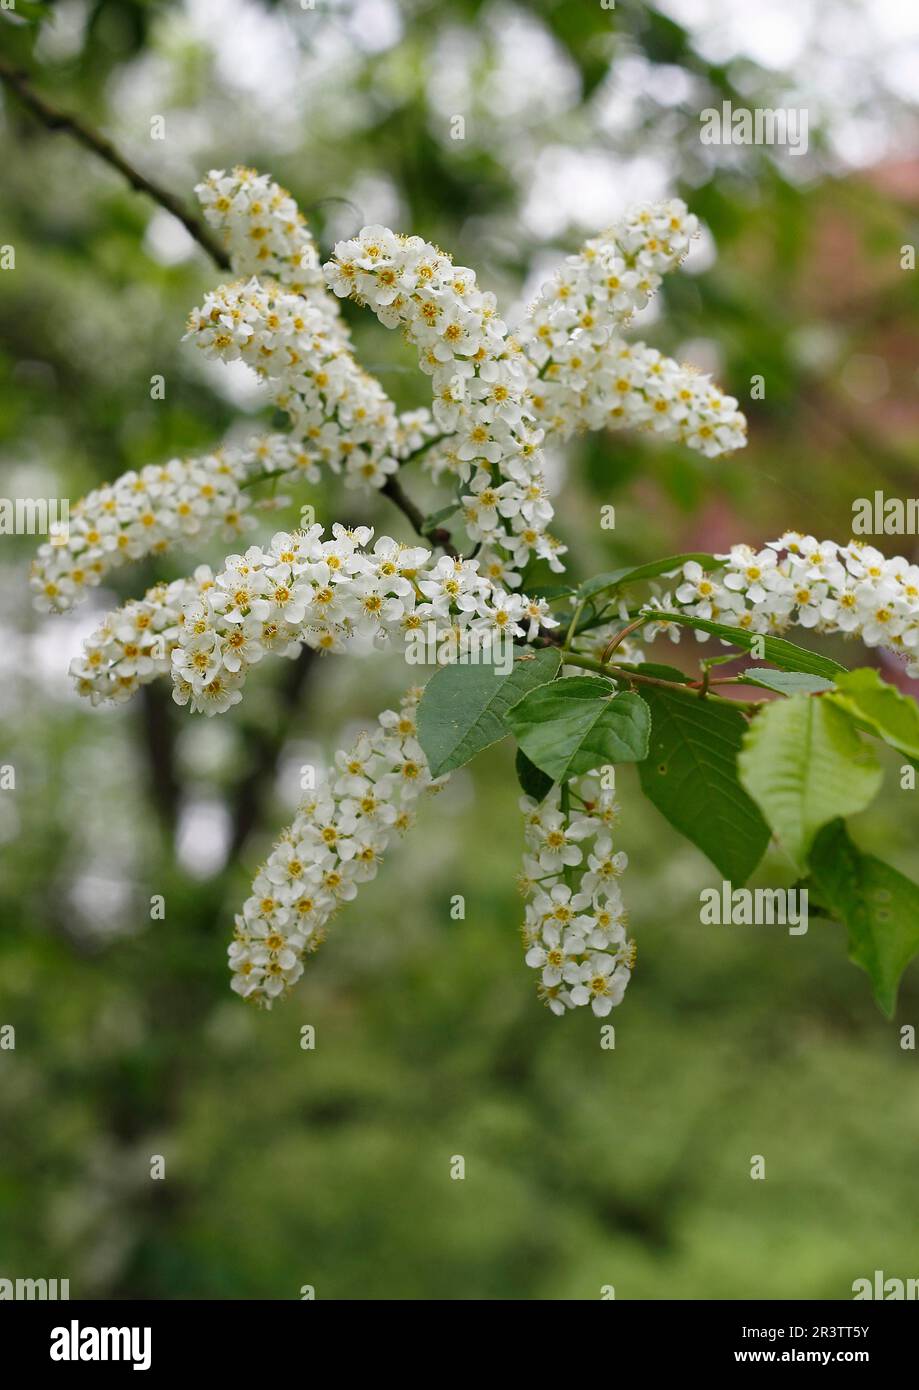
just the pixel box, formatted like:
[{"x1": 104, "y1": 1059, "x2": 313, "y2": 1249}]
[
  {"x1": 526, "y1": 199, "x2": 702, "y2": 339},
  {"x1": 28, "y1": 167, "x2": 761, "y2": 1024},
  {"x1": 186, "y1": 277, "x2": 402, "y2": 489},
  {"x1": 196, "y1": 166, "x2": 328, "y2": 299},
  {"x1": 32, "y1": 169, "x2": 339, "y2": 618},
  {"x1": 650, "y1": 533, "x2": 919, "y2": 678},
  {"x1": 169, "y1": 523, "x2": 556, "y2": 715},
  {"x1": 30, "y1": 448, "x2": 252, "y2": 614},
  {"x1": 520, "y1": 199, "x2": 747, "y2": 457},
  {"x1": 324, "y1": 226, "x2": 566, "y2": 579},
  {"x1": 528, "y1": 339, "x2": 747, "y2": 459},
  {"x1": 228, "y1": 687, "x2": 445, "y2": 1005},
  {"x1": 69, "y1": 568, "x2": 215, "y2": 706},
  {"x1": 519, "y1": 778, "x2": 634, "y2": 1017}
]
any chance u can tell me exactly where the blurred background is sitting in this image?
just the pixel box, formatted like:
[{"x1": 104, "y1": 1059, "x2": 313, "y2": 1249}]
[{"x1": 2, "y1": 0, "x2": 919, "y2": 1300}]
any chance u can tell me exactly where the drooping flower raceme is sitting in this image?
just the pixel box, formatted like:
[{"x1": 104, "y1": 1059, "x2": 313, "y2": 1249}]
[
  {"x1": 648, "y1": 533, "x2": 919, "y2": 679},
  {"x1": 519, "y1": 200, "x2": 747, "y2": 457},
  {"x1": 30, "y1": 446, "x2": 253, "y2": 615},
  {"x1": 195, "y1": 169, "x2": 443, "y2": 486},
  {"x1": 229, "y1": 686, "x2": 445, "y2": 1005},
  {"x1": 185, "y1": 277, "x2": 403, "y2": 489},
  {"x1": 33, "y1": 166, "x2": 356, "y2": 617},
  {"x1": 196, "y1": 165, "x2": 334, "y2": 306},
  {"x1": 324, "y1": 225, "x2": 567, "y2": 582},
  {"x1": 168, "y1": 523, "x2": 557, "y2": 715},
  {"x1": 519, "y1": 778, "x2": 635, "y2": 1017},
  {"x1": 69, "y1": 568, "x2": 217, "y2": 706},
  {"x1": 527, "y1": 338, "x2": 748, "y2": 459}
]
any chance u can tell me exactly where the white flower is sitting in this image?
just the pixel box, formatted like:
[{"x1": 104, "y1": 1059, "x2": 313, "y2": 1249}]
[
  {"x1": 525, "y1": 924, "x2": 585, "y2": 988},
  {"x1": 569, "y1": 955, "x2": 631, "y2": 1017}
]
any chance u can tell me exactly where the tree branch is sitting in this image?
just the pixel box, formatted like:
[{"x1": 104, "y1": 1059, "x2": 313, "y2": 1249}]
[
  {"x1": 0, "y1": 57, "x2": 466, "y2": 555},
  {"x1": 381, "y1": 474, "x2": 459, "y2": 557},
  {"x1": 0, "y1": 56, "x2": 231, "y2": 270}
]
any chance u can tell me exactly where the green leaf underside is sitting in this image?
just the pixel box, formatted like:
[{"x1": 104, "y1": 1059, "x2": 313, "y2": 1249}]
[
  {"x1": 578, "y1": 553, "x2": 718, "y2": 602},
  {"x1": 505, "y1": 677, "x2": 650, "y2": 781},
  {"x1": 739, "y1": 668, "x2": 836, "y2": 695},
  {"x1": 417, "y1": 648, "x2": 561, "y2": 778},
  {"x1": 652, "y1": 612, "x2": 847, "y2": 680},
  {"x1": 738, "y1": 696, "x2": 883, "y2": 871},
  {"x1": 806, "y1": 820, "x2": 919, "y2": 1017},
  {"x1": 829, "y1": 667, "x2": 919, "y2": 760},
  {"x1": 636, "y1": 686, "x2": 770, "y2": 883},
  {"x1": 515, "y1": 747, "x2": 554, "y2": 802},
  {"x1": 631, "y1": 662, "x2": 693, "y2": 684}
]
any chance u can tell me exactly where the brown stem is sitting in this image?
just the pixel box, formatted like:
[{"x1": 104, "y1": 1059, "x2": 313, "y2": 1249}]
[
  {"x1": 562, "y1": 651, "x2": 765, "y2": 710},
  {"x1": 0, "y1": 56, "x2": 231, "y2": 270},
  {"x1": 381, "y1": 474, "x2": 459, "y2": 558},
  {"x1": 600, "y1": 616, "x2": 647, "y2": 665}
]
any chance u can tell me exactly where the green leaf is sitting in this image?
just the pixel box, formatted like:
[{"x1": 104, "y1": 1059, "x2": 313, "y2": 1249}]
[
  {"x1": 515, "y1": 747, "x2": 554, "y2": 802},
  {"x1": 630, "y1": 662, "x2": 693, "y2": 684},
  {"x1": 740, "y1": 668, "x2": 836, "y2": 696},
  {"x1": 420, "y1": 500, "x2": 461, "y2": 535},
  {"x1": 637, "y1": 687, "x2": 770, "y2": 882},
  {"x1": 738, "y1": 697, "x2": 883, "y2": 870},
  {"x1": 505, "y1": 677, "x2": 650, "y2": 781},
  {"x1": 417, "y1": 648, "x2": 561, "y2": 778},
  {"x1": 806, "y1": 820, "x2": 919, "y2": 1017},
  {"x1": 578, "y1": 553, "x2": 718, "y2": 602},
  {"x1": 529, "y1": 583, "x2": 577, "y2": 602},
  {"x1": 829, "y1": 667, "x2": 919, "y2": 760},
  {"x1": 701, "y1": 651, "x2": 749, "y2": 671},
  {"x1": 652, "y1": 611, "x2": 847, "y2": 680}
]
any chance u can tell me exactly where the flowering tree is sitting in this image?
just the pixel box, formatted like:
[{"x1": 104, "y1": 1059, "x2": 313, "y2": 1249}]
[{"x1": 28, "y1": 161, "x2": 919, "y2": 1026}]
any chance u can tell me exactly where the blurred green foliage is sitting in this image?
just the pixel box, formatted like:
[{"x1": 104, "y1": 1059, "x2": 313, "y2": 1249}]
[{"x1": 1, "y1": 0, "x2": 919, "y2": 1299}]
